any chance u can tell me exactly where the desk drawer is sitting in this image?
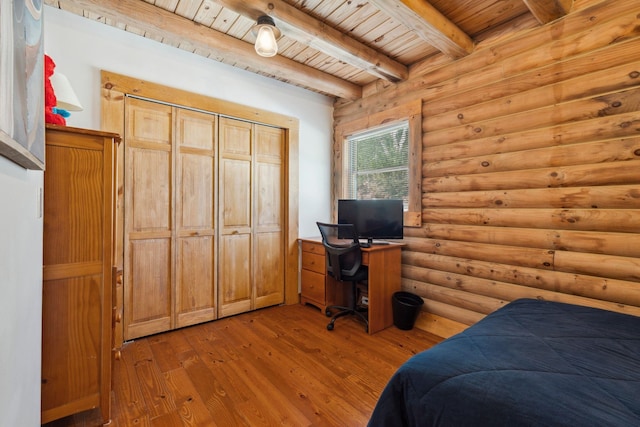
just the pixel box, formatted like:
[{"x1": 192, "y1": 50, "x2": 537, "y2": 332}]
[
  {"x1": 301, "y1": 241, "x2": 325, "y2": 255},
  {"x1": 302, "y1": 252, "x2": 325, "y2": 274},
  {"x1": 301, "y1": 269, "x2": 325, "y2": 303}
]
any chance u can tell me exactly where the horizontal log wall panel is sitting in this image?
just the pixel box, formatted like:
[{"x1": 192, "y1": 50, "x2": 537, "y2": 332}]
[
  {"x1": 423, "y1": 185, "x2": 640, "y2": 209},
  {"x1": 424, "y1": 62, "x2": 640, "y2": 132},
  {"x1": 408, "y1": 224, "x2": 640, "y2": 258},
  {"x1": 426, "y1": 87, "x2": 640, "y2": 148},
  {"x1": 405, "y1": 237, "x2": 555, "y2": 270},
  {"x1": 333, "y1": 0, "x2": 640, "y2": 333},
  {"x1": 425, "y1": 138, "x2": 640, "y2": 176},
  {"x1": 424, "y1": 160, "x2": 640, "y2": 192},
  {"x1": 409, "y1": 290, "x2": 484, "y2": 326},
  {"x1": 403, "y1": 263, "x2": 640, "y2": 316},
  {"x1": 425, "y1": 112, "x2": 640, "y2": 163},
  {"x1": 420, "y1": 36, "x2": 640, "y2": 120},
  {"x1": 403, "y1": 277, "x2": 505, "y2": 316},
  {"x1": 553, "y1": 251, "x2": 640, "y2": 282},
  {"x1": 424, "y1": 208, "x2": 640, "y2": 233},
  {"x1": 405, "y1": 236, "x2": 640, "y2": 282},
  {"x1": 402, "y1": 251, "x2": 640, "y2": 306}
]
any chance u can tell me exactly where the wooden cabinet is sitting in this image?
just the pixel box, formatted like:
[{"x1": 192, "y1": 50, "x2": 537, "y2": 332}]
[{"x1": 41, "y1": 125, "x2": 119, "y2": 424}]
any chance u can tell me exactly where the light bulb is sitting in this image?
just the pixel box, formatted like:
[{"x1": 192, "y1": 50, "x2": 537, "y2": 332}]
[{"x1": 255, "y1": 25, "x2": 278, "y2": 57}]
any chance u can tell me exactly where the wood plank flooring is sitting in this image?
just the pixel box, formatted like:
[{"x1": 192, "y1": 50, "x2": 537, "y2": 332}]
[{"x1": 44, "y1": 303, "x2": 443, "y2": 426}]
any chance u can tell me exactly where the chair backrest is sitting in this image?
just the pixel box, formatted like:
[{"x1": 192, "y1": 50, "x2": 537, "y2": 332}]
[{"x1": 316, "y1": 222, "x2": 365, "y2": 282}]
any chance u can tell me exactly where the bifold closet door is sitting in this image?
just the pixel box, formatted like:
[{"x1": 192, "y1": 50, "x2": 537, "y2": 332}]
[
  {"x1": 218, "y1": 118, "x2": 285, "y2": 317},
  {"x1": 174, "y1": 108, "x2": 217, "y2": 328},
  {"x1": 123, "y1": 97, "x2": 217, "y2": 339},
  {"x1": 123, "y1": 97, "x2": 282, "y2": 337}
]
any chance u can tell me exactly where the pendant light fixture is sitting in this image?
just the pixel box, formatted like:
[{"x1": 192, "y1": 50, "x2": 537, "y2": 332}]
[{"x1": 251, "y1": 15, "x2": 281, "y2": 58}]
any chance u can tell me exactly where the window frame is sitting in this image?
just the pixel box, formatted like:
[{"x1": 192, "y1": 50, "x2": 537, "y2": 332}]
[{"x1": 334, "y1": 100, "x2": 422, "y2": 227}]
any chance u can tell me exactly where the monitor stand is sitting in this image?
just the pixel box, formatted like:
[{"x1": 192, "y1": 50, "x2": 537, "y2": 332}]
[{"x1": 362, "y1": 238, "x2": 389, "y2": 247}]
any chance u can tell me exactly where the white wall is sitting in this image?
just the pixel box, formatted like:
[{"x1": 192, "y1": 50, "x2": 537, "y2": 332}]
[
  {"x1": 43, "y1": 5, "x2": 333, "y2": 237},
  {"x1": 0, "y1": 157, "x2": 42, "y2": 426}
]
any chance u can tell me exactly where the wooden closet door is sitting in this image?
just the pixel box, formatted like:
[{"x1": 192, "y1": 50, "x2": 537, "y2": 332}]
[
  {"x1": 218, "y1": 117, "x2": 253, "y2": 317},
  {"x1": 124, "y1": 98, "x2": 173, "y2": 339},
  {"x1": 175, "y1": 109, "x2": 217, "y2": 327},
  {"x1": 254, "y1": 124, "x2": 285, "y2": 309}
]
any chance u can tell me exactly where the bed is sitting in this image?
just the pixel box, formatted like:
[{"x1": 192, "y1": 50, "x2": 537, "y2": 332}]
[{"x1": 368, "y1": 298, "x2": 640, "y2": 426}]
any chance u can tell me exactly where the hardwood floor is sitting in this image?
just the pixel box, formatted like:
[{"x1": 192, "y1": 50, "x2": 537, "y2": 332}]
[{"x1": 44, "y1": 303, "x2": 442, "y2": 426}]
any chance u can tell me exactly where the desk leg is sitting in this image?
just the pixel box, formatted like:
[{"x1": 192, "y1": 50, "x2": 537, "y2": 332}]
[{"x1": 367, "y1": 247, "x2": 402, "y2": 334}]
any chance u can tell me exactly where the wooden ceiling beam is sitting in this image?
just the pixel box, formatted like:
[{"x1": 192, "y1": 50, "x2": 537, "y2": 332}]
[
  {"x1": 522, "y1": 0, "x2": 573, "y2": 24},
  {"x1": 368, "y1": 0, "x2": 474, "y2": 59},
  {"x1": 214, "y1": 0, "x2": 408, "y2": 82},
  {"x1": 51, "y1": 0, "x2": 362, "y2": 100}
]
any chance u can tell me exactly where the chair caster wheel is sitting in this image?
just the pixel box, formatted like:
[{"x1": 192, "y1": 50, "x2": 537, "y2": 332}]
[
  {"x1": 327, "y1": 323, "x2": 334, "y2": 331},
  {"x1": 325, "y1": 309, "x2": 332, "y2": 317}
]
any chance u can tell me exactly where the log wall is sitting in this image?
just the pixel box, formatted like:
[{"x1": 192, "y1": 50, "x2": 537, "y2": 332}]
[{"x1": 333, "y1": 0, "x2": 640, "y2": 337}]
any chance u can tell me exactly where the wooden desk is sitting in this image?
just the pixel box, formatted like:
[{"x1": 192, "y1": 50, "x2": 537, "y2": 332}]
[{"x1": 299, "y1": 237, "x2": 404, "y2": 334}]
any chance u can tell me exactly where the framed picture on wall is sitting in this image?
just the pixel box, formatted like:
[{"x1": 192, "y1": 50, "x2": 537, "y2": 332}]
[{"x1": 0, "y1": 0, "x2": 45, "y2": 170}]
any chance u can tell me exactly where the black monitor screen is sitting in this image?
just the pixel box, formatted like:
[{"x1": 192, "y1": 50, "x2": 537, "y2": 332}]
[{"x1": 337, "y1": 199, "x2": 403, "y2": 244}]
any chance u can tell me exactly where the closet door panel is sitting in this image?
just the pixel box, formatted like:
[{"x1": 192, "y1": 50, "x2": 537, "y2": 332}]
[
  {"x1": 124, "y1": 98, "x2": 173, "y2": 340},
  {"x1": 176, "y1": 236, "x2": 215, "y2": 326},
  {"x1": 175, "y1": 109, "x2": 217, "y2": 327},
  {"x1": 130, "y1": 149, "x2": 172, "y2": 231},
  {"x1": 254, "y1": 125, "x2": 284, "y2": 309},
  {"x1": 256, "y1": 162, "x2": 282, "y2": 229},
  {"x1": 220, "y1": 118, "x2": 252, "y2": 156},
  {"x1": 221, "y1": 159, "x2": 251, "y2": 230},
  {"x1": 219, "y1": 233, "x2": 252, "y2": 317},
  {"x1": 179, "y1": 153, "x2": 214, "y2": 229},
  {"x1": 126, "y1": 239, "x2": 172, "y2": 339},
  {"x1": 219, "y1": 118, "x2": 253, "y2": 317},
  {"x1": 254, "y1": 232, "x2": 284, "y2": 308}
]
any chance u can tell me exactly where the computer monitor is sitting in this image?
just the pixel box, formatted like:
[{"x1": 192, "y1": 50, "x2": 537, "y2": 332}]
[{"x1": 337, "y1": 199, "x2": 404, "y2": 246}]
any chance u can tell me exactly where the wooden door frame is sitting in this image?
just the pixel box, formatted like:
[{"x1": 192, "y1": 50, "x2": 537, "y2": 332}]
[{"x1": 100, "y1": 71, "x2": 300, "y2": 348}]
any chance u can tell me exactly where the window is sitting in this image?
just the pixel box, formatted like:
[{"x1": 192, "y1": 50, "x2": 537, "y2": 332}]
[
  {"x1": 346, "y1": 121, "x2": 409, "y2": 208},
  {"x1": 334, "y1": 100, "x2": 421, "y2": 227}
]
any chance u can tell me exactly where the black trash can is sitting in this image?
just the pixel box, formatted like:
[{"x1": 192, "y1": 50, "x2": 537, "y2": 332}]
[{"x1": 392, "y1": 291, "x2": 424, "y2": 330}]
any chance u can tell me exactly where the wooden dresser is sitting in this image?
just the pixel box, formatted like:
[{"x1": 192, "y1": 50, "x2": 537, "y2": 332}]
[{"x1": 41, "y1": 125, "x2": 119, "y2": 424}]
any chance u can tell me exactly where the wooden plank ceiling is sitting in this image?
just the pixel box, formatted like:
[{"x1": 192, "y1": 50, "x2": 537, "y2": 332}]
[{"x1": 44, "y1": 0, "x2": 572, "y2": 100}]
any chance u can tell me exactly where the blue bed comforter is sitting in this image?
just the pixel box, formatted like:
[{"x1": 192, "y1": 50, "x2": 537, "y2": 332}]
[{"x1": 369, "y1": 299, "x2": 640, "y2": 426}]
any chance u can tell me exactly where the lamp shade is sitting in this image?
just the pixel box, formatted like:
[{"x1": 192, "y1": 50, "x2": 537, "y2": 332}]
[
  {"x1": 50, "y1": 72, "x2": 83, "y2": 111},
  {"x1": 252, "y1": 16, "x2": 281, "y2": 58}
]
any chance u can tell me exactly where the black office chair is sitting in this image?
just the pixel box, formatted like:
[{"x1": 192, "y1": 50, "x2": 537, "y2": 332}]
[{"x1": 316, "y1": 222, "x2": 369, "y2": 332}]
